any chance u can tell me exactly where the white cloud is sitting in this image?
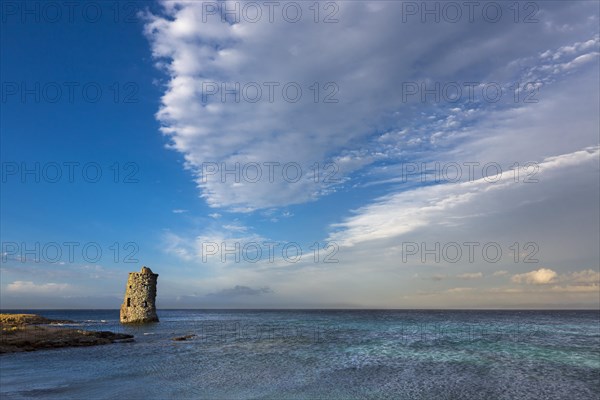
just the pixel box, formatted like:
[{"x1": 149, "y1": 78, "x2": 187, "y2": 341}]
[
  {"x1": 548, "y1": 284, "x2": 599, "y2": 293},
  {"x1": 162, "y1": 225, "x2": 268, "y2": 266},
  {"x1": 491, "y1": 268, "x2": 599, "y2": 294},
  {"x1": 172, "y1": 209, "x2": 188, "y2": 214},
  {"x1": 6, "y1": 281, "x2": 71, "y2": 294},
  {"x1": 163, "y1": 231, "x2": 196, "y2": 261},
  {"x1": 567, "y1": 269, "x2": 600, "y2": 284},
  {"x1": 447, "y1": 287, "x2": 475, "y2": 294},
  {"x1": 222, "y1": 224, "x2": 248, "y2": 233},
  {"x1": 457, "y1": 272, "x2": 483, "y2": 280},
  {"x1": 328, "y1": 146, "x2": 599, "y2": 247},
  {"x1": 144, "y1": 1, "x2": 599, "y2": 211},
  {"x1": 512, "y1": 268, "x2": 558, "y2": 285}
]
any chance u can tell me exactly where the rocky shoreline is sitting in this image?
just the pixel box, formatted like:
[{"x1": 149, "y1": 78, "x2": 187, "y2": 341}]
[{"x1": 0, "y1": 314, "x2": 134, "y2": 354}]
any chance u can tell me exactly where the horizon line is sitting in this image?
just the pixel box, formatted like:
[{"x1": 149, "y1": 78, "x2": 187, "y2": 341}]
[{"x1": 2, "y1": 308, "x2": 599, "y2": 311}]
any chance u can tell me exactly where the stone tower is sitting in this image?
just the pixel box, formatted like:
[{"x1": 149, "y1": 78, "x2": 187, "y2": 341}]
[{"x1": 120, "y1": 266, "x2": 159, "y2": 323}]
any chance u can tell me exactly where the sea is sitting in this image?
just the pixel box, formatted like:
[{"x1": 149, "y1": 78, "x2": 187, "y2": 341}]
[{"x1": 0, "y1": 309, "x2": 598, "y2": 399}]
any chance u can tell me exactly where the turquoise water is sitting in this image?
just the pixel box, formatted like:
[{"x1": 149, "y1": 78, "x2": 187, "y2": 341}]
[{"x1": 1, "y1": 310, "x2": 598, "y2": 399}]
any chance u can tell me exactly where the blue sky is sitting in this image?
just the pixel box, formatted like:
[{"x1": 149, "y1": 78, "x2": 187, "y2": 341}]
[{"x1": 1, "y1": 1, "x2": 599, "y2": 309}]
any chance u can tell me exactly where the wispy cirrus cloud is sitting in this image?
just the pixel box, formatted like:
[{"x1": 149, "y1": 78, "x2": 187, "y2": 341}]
[
  {"x1": 144, "y1": 1, "x2": 599, "y2": 212},
  {"x1": 328, "y1": 147, "x2": 599, "y2": 247}
]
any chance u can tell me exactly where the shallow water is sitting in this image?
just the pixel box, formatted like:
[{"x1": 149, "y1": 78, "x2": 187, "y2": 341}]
[{"x1": 1, "y1": 310, "x2": 598, "y2": 399}]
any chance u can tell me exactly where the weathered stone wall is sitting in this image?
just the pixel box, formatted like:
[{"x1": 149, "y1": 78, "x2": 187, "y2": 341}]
[{"x1": 120, "y1": 266, "x2": 159, "y2": 323}]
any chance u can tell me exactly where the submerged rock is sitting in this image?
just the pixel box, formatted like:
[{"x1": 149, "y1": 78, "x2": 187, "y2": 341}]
[{"x1": 172, "y1": 334, "x2": 196, "y2": 341}]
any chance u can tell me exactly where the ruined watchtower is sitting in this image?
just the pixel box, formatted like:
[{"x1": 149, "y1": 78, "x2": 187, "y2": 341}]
[{"x1": 120, "y1": 266, "x2": 159, "y2": 323}]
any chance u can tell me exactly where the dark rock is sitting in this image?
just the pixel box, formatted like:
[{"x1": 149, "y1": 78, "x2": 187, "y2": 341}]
[
  {"x1": 172, "y1": 334, "x2": 196, "y2": 341},
  {"x1": 0, "y1": 313, "x2": 135, "y2": 354}
]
